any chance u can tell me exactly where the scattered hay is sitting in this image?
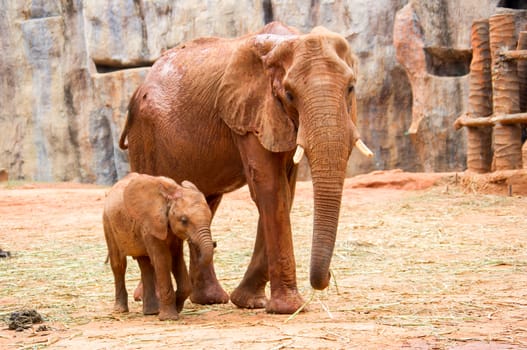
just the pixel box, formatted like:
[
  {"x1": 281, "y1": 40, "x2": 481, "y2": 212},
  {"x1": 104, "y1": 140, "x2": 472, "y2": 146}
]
[
  {"x1": 285, "y1": 290, "x2": 315, "y2": 322},
  {"x1": 1, "y1": 181, "x2": 526, "y2": 348}
]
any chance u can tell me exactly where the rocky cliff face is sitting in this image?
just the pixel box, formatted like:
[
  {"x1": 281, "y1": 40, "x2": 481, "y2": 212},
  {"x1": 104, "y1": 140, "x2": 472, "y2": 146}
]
[{"x1": 0, "y1": 0, "x2": 507, "y2": 184}]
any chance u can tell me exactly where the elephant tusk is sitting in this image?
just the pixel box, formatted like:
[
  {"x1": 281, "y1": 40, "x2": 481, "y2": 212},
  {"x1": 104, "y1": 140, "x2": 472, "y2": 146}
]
[
  {"x1": 355, "y1": 139, "x2": 374, "y2": 158},
  {"x1": 293, "y1": 145, "x2": 304, "y2": 164}
]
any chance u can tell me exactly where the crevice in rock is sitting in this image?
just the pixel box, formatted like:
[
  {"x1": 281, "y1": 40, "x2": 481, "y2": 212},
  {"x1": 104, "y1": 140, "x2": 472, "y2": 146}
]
[
  {"x1": 94, "y1": 62, "x2": 152, "y2": 74},
  {"x1": 498, "y1": 0, "x2": 527, "y2": 9},
  {"x1": 263, "y1": 0, "x2": 274, "y2": 24},
  {"x1": 309, "y1": 0, "x2": 320, "y2": 27},
  {"x1": 89, "y1": 107, "x2": 117, "y2": 184},
  {"x1": 24, "y1": 1, "x2": 61, "y2": 19},
  {"x1": 133, "y1": 0, "x2": 150, "y2": 59},
  {"x1": 424, "y1": 47, "x2": 472, "y2": 77}
]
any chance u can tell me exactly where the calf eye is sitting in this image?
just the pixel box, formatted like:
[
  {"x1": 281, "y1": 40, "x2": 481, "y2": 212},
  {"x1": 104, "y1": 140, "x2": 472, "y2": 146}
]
[
  {"x1": 285, "y1": 90, "x2": 294, "y2": 102},
  {"x1": 180, "y1": 216, "x2": 188, "y2": 225}
]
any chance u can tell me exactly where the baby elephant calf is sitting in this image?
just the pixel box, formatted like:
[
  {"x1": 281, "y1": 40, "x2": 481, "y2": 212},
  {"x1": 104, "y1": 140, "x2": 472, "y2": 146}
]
[{"x1": 103, "y1": 172, "x2": 214, "y2": 320}]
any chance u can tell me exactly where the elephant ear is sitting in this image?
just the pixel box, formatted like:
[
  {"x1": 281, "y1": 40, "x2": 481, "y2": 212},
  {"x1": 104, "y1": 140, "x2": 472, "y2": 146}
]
[
  {"x1": 216, "y1": 34, "x2": 298, "y2": 152},
  {"x1": 124, "y1": 175, "x2": 175, "y2": 240}
]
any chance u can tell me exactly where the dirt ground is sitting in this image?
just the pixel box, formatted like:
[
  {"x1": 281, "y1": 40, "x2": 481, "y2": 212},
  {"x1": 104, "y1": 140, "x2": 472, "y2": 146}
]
[{"x1": 0, "y1": 170, "x2": 526, "y2": 349}]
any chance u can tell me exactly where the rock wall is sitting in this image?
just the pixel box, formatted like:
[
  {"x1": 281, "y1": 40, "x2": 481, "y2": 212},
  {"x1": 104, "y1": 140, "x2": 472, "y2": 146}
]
[
  {"x1": 0, "y1": 0, "x2": 508, "y2": 184},
  {"x1": 394, "y1": 1, "x2": 501, "y2": 172}
]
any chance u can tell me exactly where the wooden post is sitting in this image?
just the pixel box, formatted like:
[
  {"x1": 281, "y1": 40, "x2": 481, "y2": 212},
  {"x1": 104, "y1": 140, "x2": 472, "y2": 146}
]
[
  {"x1": 518, "y1": 32, "x2": 527, "y2": 113},
  {"x1": 489, "y1": 13, "x2": 522, "y2": 170},
  {"x1": 466, "y1": 20, "x2": 493, "y2": 173},
  {"x1": 518, "y1": 31, "x2": 527, "y2": 169}
]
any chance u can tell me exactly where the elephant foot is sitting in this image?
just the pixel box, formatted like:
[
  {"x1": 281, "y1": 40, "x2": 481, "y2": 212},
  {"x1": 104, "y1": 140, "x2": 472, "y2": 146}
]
[
  {"x1": 265, "y1": 288, "x2": 305, "y2": 314},
  {"x1": 142, "y1": 298, "x2": 160, "y2": 315},
  {"x1": 190, "y1": 290, "x2": 229, "y2": 305},
  {"x1": 190, "y1": 282, "x2": 229, "y2": 305},
  {"x1": 113, "y1": 301, "x2": 129, "y2": 313},
  {"x1": 158, "y1": 306, "x2": 179, "y2": 321},
  {"x1": 230, "y1": 286, "x2": 267, "y2": 309}
]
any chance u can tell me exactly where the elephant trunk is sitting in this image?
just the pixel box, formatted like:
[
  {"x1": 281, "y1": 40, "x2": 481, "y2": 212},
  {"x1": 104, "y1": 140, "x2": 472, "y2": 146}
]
[
  {"x1": 191, "y1": 227, "x2": 214, "y2": 267},
  {"x1": 307, "y1": 148, "x2": 348, "y2": 290},
  {"x1": 302, "y1": 95, "x2": 351, "y2": 290}
]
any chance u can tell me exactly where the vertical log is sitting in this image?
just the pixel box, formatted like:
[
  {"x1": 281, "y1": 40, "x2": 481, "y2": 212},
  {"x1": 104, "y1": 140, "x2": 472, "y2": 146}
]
[
  {"x1": 518, "y1": 31, "x2": 527, "y2": 112},
  {"x1": 467, "y1": 20, "x2": 493, "y2": 173},
  {"x1": 489, "y1": 13, "x2": 522, "y2": 170},
  {"x1": 518, "y1": 31, "x2": 527, "y2": 169}
]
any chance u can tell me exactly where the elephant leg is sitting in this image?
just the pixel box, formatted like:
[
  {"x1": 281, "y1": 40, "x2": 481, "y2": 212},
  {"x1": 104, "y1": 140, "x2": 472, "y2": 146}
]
[
  {"x1": 143, "y1": 240, "x2": 179, "y2": 321},
  {"x1": 171, "y1": 238, "x2": 191, "y2": 312},
  {"x1": 230, "y1": 219, "x2": 268, "y2": 309},
  {"x1": 207, "y1": 194, "x2": 223, "y2": 218},
  {"x1": 188, "y1": 194, "x2": 229, "y2": 305},
  {"x1": 231, "y1": 134, "x2": 304, "y2": 314},
  {"x1": 136, "y1": 256, "x2": 159, "y2": 315},
  {"x1": 109, "y1": 254, "x2": 128, "y2": 313},
  {"x1": 230, "y1": 163, "x2": 299, "y2": 309}
]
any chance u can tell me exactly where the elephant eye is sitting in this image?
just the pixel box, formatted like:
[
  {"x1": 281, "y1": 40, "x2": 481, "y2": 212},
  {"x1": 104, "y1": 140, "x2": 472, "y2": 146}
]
[
  {"x1": 180, "y1": 215, "x2": 188, "y2": 226},
  {"x1": 347, "y1": 85, "x2": 354, "y2": 95},
  {"x1": 285, "y1": 90, "x2": 294, "y2": 102}
]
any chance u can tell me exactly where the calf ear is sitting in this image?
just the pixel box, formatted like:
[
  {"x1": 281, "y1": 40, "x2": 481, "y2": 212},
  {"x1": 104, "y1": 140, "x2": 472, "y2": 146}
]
[
  {"x1": 123, "y1": 175, "x2": 169, "y2": 240},
  {"x1": 181, "y1": 180, "x2": 199, "y2": 191}
]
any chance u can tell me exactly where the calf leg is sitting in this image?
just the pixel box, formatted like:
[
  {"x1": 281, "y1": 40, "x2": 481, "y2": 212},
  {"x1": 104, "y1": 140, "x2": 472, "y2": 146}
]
[
  {"x1": 104, "y1": 220, "x2": 128, "y2": 313},
  {"x1": 136, "y1": 256, "x2": 159, "y2": 315},
  {"x1": 110, "y1": 254, "x2": 128, "y2": 313},
  {"x1": 144, "y1": 238, "x2": 179, "y2": 321}
]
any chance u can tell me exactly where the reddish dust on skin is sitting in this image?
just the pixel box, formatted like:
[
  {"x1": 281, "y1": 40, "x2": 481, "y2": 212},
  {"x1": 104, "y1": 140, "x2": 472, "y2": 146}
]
[{"x1": 0, "y1": 170, "x2": 525, "y2": 349}]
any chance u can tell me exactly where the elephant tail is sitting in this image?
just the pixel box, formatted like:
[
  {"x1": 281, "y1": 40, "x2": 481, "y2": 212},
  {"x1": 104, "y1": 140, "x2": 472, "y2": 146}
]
[
  {"x1": 119, "y1": 119, "x2": 130, "y2": 150},
  {"x1": 119, "y1": 88, "x2": 140, "y2": 150},
  {"x1": 119, "y1": 110, "x2": 131, "y2": 150}
]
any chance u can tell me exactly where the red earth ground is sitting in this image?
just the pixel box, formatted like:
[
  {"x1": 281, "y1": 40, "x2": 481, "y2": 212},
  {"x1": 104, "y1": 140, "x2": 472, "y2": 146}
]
[{"x1": 0, "y1": 170, "x2": 526, "y2": 349}]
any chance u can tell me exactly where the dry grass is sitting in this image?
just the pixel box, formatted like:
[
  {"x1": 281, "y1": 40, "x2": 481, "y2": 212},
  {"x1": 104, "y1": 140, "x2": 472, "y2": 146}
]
[{"x1": 0, "y1": 180, "x2": 526, "y2": 349}]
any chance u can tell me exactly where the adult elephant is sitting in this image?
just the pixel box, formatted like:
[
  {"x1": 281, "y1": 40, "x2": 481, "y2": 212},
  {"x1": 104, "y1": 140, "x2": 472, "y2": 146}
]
[{"x1": 119, "y1": 21, "x2": 372, "y2": 314}]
